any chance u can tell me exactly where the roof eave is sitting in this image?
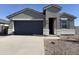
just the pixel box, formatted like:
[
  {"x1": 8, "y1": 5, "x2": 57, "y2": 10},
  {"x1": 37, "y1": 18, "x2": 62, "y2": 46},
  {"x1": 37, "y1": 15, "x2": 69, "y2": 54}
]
[{"x1": 60, "y1": 12, "x2": 77, "y2": 19}]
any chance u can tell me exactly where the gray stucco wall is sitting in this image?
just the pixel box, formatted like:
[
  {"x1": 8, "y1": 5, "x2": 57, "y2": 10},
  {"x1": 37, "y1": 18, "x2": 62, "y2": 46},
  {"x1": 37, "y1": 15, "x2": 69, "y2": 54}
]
[
  {"x1": 69, "y1": 20, "x2": 74, "y2": 29},
  {"x1": 75, "y1": 26, "x2": 79, "y2": 35},
  {"x1": 12, "y1": 13, "x2": 44, "y2": 21}
]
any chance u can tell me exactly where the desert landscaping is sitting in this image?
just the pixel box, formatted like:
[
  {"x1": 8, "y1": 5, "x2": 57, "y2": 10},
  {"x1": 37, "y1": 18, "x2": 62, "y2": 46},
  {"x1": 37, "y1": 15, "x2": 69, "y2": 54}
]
[{"x1": 44, "y1": 35, "x2": 79, "y2": 55}]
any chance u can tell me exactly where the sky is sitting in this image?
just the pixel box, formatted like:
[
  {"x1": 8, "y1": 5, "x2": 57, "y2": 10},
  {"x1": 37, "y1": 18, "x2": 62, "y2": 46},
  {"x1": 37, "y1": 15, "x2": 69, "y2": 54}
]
[{"x1": 0, "y1": 4, "x2": 79, "y2": 26}]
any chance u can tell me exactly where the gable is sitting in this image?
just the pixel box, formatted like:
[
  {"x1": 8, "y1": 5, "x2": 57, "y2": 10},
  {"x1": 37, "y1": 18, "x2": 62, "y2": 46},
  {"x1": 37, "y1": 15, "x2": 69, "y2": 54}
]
[
  {"x1": 44, "y1": 4, "x2": 62, "y2": 13},
  {"x1": 22, "y1": 9, "x2": 44, "y2": 19},
  {"x1": 7, "y1": 8, "x2": 44, "y2": 20},
  {"x1": 12, "y1": 13, "x2": 32, "y2": 20},
  {"x1": 11, "y1": 13, "x2": 44, "y2": 21}
]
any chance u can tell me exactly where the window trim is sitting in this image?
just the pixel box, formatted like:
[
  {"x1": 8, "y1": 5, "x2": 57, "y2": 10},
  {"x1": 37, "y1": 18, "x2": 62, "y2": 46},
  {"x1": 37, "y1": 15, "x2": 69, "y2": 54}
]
[{"x1": 60, "y1": 18, "x2": 69, "y2": 29}]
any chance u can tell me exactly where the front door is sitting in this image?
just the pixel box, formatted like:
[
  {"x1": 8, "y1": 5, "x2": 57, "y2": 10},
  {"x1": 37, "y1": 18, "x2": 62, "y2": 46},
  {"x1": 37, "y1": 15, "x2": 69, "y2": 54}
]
[{"x1": 49, "y1": 18, "x2": 55, "y2": 34}]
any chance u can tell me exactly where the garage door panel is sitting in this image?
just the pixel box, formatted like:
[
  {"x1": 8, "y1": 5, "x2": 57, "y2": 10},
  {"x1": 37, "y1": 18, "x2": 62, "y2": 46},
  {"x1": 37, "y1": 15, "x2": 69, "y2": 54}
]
[{"x1": 14, "y1": 21, "x2": 43, "y2": 35}]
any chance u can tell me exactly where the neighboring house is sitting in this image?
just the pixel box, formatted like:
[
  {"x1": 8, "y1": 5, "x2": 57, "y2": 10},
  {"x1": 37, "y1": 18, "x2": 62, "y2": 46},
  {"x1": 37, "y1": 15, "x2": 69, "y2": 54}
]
[
  {"x1": 0, "y1": 19, "x2": 9, "y2": 34},
  {"x1": 7, "y1": 5, "x2": 77, "y2": 35}
]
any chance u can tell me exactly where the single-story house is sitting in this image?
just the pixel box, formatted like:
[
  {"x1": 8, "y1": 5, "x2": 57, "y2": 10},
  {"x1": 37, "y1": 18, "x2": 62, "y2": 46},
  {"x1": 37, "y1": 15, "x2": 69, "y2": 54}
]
[{"x1": 7, "y1": 4, "x2": 77, "y2": 35}]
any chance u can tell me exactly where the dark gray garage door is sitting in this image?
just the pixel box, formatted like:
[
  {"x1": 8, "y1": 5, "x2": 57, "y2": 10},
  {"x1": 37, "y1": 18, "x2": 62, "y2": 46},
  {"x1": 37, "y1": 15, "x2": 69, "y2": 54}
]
[{"x1": 14, "y1": 21, "x2": 43, "y2": 35}]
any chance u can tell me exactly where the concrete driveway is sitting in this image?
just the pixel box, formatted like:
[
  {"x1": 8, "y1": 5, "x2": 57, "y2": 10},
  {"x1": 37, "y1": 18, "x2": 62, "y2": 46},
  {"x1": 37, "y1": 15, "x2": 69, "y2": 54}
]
[{"x1": 0, "y1": 35, "x2": 44, "y2": 55}]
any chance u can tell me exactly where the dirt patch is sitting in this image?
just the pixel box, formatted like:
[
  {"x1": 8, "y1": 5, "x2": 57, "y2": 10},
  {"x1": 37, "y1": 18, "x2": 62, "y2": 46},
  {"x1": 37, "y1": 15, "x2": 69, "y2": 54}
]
[
  {"x1": 60, "y1": 35, "x2": 79, "y2": 41},
  {"x1": 44, "y1": 37, "x2": 79, "y2": 55}
]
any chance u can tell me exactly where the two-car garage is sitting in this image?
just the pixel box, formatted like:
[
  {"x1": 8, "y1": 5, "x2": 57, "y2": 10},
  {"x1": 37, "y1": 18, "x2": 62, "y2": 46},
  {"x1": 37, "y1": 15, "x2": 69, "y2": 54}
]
[
  {"x1": 14, "y1": 20, "x2": 43, "y2": 35},
  {"x1": 7, "y1": 8, "x2": 44, "y2": 35}
]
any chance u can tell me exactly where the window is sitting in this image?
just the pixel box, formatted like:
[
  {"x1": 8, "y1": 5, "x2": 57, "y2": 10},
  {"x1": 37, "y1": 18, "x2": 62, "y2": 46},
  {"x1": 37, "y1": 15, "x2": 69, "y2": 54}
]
[{"x1": 60, "y1": 18, "x2": 68, "y2": 28}]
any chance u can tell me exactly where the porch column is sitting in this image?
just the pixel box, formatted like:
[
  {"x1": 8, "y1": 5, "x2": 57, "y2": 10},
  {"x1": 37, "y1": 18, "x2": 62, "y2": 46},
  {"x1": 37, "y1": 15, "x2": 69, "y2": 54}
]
[
  {"x1": 43, "y1": 19, "x2": 49, "y2": 35},
  {"x1": 56, "y1": 15, "x2": 61, "y2": 35}
]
